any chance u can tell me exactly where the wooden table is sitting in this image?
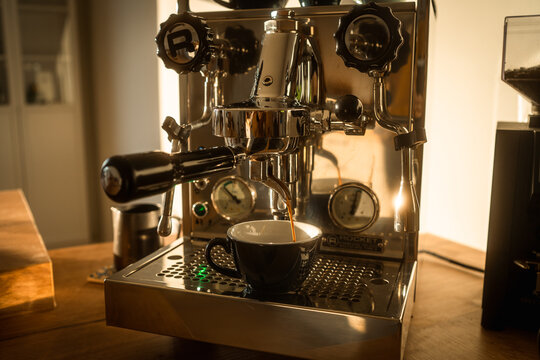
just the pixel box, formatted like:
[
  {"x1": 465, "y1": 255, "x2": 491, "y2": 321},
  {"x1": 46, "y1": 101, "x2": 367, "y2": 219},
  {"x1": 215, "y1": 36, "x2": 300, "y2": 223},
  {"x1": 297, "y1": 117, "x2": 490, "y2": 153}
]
[
  {"x1": 0, "y1": 190, "x2": 55, "y2": 317},
  {"x1": 0, "y1": 235, "x2": 537, "y2": 359}
]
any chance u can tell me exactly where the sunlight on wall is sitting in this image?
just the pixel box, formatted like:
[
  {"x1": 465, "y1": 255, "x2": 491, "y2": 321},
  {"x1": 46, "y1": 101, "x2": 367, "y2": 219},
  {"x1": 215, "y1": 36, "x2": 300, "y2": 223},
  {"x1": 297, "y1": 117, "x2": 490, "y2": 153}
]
[
  {"x1": 157, "y1": 0, "x2": 179, "y2": 149},
  {"x1": 157, "y1": 0, "x2": 181, "y2": 217},
  {"x1": 420, "y1": 0, "x2": 540, "y2": 250}
]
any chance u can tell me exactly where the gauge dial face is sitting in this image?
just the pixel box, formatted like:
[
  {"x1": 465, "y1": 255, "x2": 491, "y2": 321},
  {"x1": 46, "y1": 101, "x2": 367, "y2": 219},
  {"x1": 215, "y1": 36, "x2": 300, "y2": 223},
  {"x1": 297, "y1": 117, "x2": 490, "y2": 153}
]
[
  {"x1": 211, "y1": 176, "x2": 256, "y2": 221},
  {"x1": 328, "y1": 182, "x2": 379, "y2": 231}
]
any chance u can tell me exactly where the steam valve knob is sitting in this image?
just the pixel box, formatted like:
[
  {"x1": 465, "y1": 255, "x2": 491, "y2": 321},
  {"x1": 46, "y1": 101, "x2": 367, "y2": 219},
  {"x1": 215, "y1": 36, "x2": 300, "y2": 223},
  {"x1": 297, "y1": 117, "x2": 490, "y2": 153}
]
[
  {"x1": 335, "y1": 95, "x2": 363, "y2": 122},
  {"x1": 334, "y1": 2, "x2": 403, "y2": 73},
  {"x1": 156, "y1": 12, "x2": 214, "y2": 74}
]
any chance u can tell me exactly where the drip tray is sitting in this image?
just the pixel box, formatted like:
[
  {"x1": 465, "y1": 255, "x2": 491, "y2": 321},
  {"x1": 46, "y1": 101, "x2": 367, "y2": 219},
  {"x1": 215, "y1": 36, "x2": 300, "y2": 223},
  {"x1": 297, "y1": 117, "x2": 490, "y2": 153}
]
[
  {"x1": 135, "y1": 244, "x2": 396, "y2": 315},
  {"x1": 105, "y1": 238, "x2": 416, "y2": 359}
]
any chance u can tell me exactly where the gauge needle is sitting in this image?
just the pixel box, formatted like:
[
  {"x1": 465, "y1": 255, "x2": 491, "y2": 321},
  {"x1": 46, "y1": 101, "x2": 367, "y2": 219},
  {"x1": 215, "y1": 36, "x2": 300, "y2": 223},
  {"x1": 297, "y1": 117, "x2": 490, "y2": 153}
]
[
  {"x1": 350, "y1": 191, "x2": 361, "y2": 215},
  {"x1": 224, "y1": 185, "x2": 241, "y2": 204}
]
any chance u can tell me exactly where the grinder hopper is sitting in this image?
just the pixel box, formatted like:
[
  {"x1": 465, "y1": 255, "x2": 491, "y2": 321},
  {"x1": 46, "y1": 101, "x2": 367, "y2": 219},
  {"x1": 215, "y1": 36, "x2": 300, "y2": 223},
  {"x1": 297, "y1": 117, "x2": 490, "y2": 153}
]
[{"x1": 502, "y1": 15, "x2": 540, "y2": 124}]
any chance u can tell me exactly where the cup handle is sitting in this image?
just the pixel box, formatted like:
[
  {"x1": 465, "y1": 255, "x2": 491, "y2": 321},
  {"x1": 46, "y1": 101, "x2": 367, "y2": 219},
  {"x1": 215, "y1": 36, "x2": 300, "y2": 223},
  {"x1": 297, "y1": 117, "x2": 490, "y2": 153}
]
[{"x1": 205, "y1": 238, "x2": 242, "y2": 278}]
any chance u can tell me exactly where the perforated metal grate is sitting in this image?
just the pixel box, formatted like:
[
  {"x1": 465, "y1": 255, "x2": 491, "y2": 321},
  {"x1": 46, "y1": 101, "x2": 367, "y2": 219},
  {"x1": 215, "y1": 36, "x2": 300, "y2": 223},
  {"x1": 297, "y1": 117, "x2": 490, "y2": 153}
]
[
  {"x1": 156, "y1": 247, "x2": 246, "y2": 290},
  {"x1": 302, "y1": 257, "x2": 381, "y2": 302},
  {"x1": 156, "y1": 247, "x2": 382, "y2": 302}
]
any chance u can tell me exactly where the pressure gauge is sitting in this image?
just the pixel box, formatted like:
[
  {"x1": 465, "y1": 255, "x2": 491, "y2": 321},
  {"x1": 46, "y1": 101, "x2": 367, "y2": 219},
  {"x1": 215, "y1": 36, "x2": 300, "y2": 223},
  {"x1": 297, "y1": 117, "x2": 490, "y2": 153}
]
[
  {"x1": 328, "y1": 182, "x2": 379, "y2": 231},
  {"x1": 211, "y1": 176, "x2": 256, "y2": 221}
]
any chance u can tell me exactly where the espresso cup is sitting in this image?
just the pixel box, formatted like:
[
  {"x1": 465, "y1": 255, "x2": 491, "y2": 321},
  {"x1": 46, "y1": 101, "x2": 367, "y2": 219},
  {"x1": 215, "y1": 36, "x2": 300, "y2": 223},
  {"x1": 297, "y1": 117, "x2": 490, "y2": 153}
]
[{"x1": 205, "y1": 220, "x2": 322, "y2": 294}]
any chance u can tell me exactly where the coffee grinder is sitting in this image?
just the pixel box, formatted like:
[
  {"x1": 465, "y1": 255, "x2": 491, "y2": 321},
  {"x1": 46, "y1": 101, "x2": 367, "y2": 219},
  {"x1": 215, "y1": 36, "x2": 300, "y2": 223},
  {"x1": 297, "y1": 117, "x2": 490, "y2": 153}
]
[
  {"x1": 100, "y1": 1, "x2": 430, "y2": 358},
  {"x1": 482, "y1": 14, "x2": 540, "y2": 331}
]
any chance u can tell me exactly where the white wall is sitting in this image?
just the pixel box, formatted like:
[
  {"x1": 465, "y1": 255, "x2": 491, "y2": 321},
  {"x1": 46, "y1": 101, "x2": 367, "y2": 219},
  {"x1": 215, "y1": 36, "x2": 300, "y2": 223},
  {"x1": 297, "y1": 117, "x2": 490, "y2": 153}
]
[
  {"x1": 158, "y1": 0, "x2": 180, "y2": 149},
  {"x1": 420, "y1": 0, "x2": 540, "y2": 250},
  {"x1": 89, "y1": 0, "x2": 161, "y2": 243}
]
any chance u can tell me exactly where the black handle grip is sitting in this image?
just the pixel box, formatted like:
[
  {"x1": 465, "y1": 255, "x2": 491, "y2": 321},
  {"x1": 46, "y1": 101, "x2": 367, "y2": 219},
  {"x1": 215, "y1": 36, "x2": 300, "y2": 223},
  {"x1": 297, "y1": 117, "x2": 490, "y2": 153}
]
[
  {"x1": 101, "y1": 151, "x2": 173, "y2": 203},
  {"x1": 100, "y1": 147, "x2": 241, "y2": 203},
  {"x1": 205, "y1": 238, "x2": 242, "y2": 279}
]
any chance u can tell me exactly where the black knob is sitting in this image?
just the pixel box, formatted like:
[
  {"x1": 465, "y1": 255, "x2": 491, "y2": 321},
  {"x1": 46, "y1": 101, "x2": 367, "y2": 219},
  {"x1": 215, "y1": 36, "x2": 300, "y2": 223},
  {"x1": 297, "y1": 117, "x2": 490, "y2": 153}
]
[
  {"x1": 335, "y1": 95, "x2": 363, "y2": 122},
  {"x1": 334, "y1": 3, "x2": 403, "y2": 73},
  {"x1": 156, "y1": 12, "x2": 213, "y2": 74},
  {"x1": 101, "y1": 152, "x2": 174, "y2": 203}
]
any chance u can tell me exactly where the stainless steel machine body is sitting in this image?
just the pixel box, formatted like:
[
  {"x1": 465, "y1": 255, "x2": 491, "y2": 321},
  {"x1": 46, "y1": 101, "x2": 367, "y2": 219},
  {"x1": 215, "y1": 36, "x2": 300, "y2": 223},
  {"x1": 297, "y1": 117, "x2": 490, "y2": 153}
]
[{"x1": 104, "y1": 2, "x2": 430, "y2": 359}]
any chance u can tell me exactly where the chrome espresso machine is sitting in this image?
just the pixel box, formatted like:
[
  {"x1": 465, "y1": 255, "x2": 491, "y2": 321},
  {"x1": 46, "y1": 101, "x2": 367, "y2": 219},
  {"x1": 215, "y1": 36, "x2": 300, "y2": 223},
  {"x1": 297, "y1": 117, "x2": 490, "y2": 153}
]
[{"x1": 100, "y1": 1, "x2": 430, "y2": 358}]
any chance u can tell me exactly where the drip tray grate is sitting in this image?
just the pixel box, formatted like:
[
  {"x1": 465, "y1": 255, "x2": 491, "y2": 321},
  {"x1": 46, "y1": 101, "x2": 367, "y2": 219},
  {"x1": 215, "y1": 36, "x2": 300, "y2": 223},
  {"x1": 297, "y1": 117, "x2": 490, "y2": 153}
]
[
  {"x1": 122, "y1": 241, "x2": 406, "y2": 317},
  {"x1": 155, "y1": 247, "x2": 385, "y2": 303}
]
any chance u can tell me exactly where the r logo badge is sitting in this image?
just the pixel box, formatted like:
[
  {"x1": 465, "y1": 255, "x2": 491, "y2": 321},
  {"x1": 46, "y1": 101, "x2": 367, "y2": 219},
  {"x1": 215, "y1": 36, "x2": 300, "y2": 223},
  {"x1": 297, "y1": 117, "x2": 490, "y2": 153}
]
[{"x1": 167, "y1": 28, "x2": 195, "y2": 59}]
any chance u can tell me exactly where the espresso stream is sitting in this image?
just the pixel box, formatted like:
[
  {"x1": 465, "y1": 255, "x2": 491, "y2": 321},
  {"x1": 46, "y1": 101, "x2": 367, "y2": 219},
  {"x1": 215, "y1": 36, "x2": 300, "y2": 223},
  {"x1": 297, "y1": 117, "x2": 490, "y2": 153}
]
[
  {"x1": 285, "y1": 199, "x2": 297, "y2": 242},
  {"x1": 285, "y1": 165, "x2": 342, "y2": 242}
]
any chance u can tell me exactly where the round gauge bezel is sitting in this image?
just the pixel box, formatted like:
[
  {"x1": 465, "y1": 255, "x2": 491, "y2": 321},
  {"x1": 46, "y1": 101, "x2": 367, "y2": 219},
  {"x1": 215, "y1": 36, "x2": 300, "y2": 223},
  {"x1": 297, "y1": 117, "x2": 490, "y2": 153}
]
[
  {"x1": 211, "y1": 176, "x2": 257, "y2": 222},
  {"x1": 327, "y1": 182, "x2": 380, "y2": 232}
]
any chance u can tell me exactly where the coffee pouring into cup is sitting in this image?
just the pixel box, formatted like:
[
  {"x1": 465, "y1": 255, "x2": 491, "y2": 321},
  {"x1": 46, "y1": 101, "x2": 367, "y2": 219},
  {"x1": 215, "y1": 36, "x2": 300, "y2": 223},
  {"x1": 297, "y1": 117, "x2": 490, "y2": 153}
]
[{"x1": 205, "y1": 220, "x2": 321, "y2": 294}]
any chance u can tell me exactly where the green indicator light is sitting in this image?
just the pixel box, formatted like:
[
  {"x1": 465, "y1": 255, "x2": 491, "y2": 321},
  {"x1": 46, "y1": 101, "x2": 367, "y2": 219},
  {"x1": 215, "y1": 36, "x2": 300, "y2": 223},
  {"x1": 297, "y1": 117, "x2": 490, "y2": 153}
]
[
  {"x1": 194, "y1": 203, "x2": 207, "y2": 217},
  {"x1": 195, "y1": 265, "x2": 208, "y2": 280},
  {"x1": 197, "y1": 266, "x2": 208, "y2": 280}
]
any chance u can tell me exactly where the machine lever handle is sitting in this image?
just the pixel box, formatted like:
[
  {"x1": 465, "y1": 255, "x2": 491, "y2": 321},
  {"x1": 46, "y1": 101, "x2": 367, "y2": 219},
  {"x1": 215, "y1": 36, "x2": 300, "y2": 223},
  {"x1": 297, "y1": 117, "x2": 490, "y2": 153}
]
[{"x1": 100, "y1": 147, "x2": 242, "y2": 203}]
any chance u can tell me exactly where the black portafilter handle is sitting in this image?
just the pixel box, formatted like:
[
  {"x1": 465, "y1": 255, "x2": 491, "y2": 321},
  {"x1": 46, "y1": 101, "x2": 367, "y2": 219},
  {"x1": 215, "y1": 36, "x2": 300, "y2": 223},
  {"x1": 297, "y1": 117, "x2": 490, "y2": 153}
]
[{"x1": 100, "y1": 146, "x2": 243, "y2": 203}]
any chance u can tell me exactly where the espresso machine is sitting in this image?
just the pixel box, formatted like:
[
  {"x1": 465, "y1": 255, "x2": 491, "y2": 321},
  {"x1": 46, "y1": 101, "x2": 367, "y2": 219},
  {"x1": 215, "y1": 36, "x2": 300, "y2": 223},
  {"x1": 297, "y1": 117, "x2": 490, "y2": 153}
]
[
  {"x1": 100, "y1": 1, "x2": 430, "y2": 358},
  {"x1": 482, "y1": 15, "x2": 540, "y2": 331}
]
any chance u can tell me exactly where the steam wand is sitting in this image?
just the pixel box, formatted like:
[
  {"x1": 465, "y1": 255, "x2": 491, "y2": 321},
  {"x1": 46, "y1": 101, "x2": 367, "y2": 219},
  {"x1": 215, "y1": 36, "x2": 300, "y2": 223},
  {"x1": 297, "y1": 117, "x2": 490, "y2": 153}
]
[
  {"x1": 158, "y1": 117, "x2": 190, "y2": 236},
  {"x1": 157, "y1": 69, "x2": 220, "y2": 236}
]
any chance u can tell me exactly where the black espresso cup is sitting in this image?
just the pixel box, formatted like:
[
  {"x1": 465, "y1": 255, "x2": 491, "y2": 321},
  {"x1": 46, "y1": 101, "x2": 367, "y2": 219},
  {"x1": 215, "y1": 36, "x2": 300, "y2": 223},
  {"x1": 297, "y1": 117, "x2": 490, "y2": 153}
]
[{"x1": 205, "y1": 220, "x2": 321, "y2": 294}]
